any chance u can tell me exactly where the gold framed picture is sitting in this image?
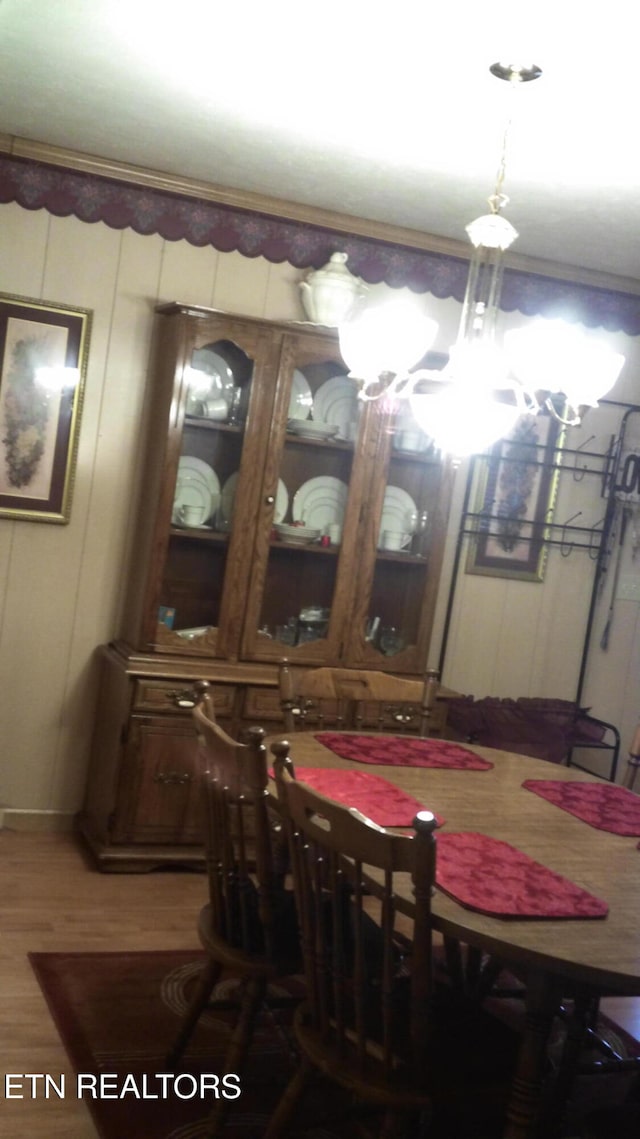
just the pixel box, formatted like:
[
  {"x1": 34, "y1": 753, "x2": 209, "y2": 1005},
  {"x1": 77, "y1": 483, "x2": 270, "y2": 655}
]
[
  {"x1": 466, "y1": 413, "x2": 564, "y2": 582},
  {"x1": 0, "y1": 294, "x2": 92, "y2": 524}
]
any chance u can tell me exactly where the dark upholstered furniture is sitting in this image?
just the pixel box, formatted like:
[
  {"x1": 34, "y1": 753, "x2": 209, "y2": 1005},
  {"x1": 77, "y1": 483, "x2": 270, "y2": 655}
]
[{"x1": 446, "y1": 696, "x2": 620, "y2": 782}]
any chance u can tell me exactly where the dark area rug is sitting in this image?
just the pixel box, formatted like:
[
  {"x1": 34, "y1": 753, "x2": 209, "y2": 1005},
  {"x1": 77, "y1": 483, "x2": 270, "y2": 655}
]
[
  {"x1": 29, "y1": 949, "x2": 353, "y2": 1139},
  {"x1": 29, "y1": 949, "x2": 640, "y2": 1139}
]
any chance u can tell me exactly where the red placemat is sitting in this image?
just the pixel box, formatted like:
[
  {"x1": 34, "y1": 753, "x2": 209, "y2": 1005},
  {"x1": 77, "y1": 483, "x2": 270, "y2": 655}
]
[
  {"x1": 522, "y1": 779, "x2": 640, "y2": 836},
  {"x1": 314, "y1": 733, "x2": 493, "y2": 770},
  {"x1": 436, "y1": 832, "x2": 608, "y2": 918},
  {"x1": 293, "y1": 768, "x2": 444, "y2": 828}
]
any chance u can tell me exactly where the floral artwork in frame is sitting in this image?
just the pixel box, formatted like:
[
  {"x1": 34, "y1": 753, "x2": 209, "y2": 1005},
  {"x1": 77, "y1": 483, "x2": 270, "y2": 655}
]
[
  {"x1": 466, "y1": 413, "x2": 564, "y2": 582},
  {"x1": 0, "y1": 294, "x2": 91, "y2": 523}
]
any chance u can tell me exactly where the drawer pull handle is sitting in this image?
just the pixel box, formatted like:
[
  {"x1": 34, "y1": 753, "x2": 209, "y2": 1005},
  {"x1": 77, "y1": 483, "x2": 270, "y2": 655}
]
[
  {"x1": 168, "y1": 680, "x2": 212, "y2": 709},
  {"x1": 154, "y1": 772, "x2": 193, "y2": 785},
  {"x1": 168, "y1": 688, "x2": 198, "y2": 709}
]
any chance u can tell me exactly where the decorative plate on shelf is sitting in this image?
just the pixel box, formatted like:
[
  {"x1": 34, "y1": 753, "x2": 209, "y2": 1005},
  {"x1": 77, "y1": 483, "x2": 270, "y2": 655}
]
[
  {"x1": 220, "y1": 472, "x2": 288, "y2": 525},
  {"x1": 292, "y1": 475, "x2": 348, "y2": 530},
  {"x1": 172, "y1": 478, "x2": 214, "y2": 525},
  {"x1": 186, "y1": 348, "x2": 235, "y2": 412},
  {"x1": 312, "y1": 375, "x2": 359, "y2": 438},
  {"x1": 288, "y1": 370, "x2": 313, "y2": 420},
  {"x1": 377, "y1": 485, "x2": 418, "y2": 546},
  {"x1": 173, "y1": 456, "x2": 220, "y2": 523}
]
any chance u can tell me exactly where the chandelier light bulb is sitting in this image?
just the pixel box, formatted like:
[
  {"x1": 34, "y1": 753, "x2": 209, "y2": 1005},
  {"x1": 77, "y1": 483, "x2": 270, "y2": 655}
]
[
  {"x1": 410, "y1": 388, "x2": 521, "y2": 456},
  {"x1": 339, "y1": 299, "x2": 438, "y2": 383},
  {"x1": 446, "y1": 340, "x2": 511, "y2": 393},
  {"x1": 504, "y1": 319, "x2": 625, "y2": 408}
]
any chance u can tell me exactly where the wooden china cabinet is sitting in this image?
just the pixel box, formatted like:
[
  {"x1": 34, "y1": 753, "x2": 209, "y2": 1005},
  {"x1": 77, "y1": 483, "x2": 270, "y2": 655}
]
[{"x1": 80, "y1": 303, "x2": 455, "y2": 869}]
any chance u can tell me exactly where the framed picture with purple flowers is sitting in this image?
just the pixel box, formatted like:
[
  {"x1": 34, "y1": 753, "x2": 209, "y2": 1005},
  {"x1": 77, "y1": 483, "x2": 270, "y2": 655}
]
[
  {"x1": 0, "y1": 294, "x2": 91, "y2": 523},
  {"x1": 466, "y1": 412, "x2": 564, "y2": 581}
]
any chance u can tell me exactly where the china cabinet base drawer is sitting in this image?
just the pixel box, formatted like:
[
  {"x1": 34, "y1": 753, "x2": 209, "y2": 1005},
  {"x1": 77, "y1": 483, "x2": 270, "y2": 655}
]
[
  {"x1": 243, "y1": 686, "x2": 285, "y2": 723},
  {"x1": 132, "y1": 679, "x2": 235, "y2": 717}
]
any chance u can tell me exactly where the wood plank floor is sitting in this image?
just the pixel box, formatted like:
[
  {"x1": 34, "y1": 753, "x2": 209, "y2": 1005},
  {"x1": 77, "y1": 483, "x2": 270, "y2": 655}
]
[
  {"x1": 0, "y1": 829, "x2": 206, "y2": 1137},
  {"x1": 1, "y1": 829, "x2": 638, "y2": 1137}
]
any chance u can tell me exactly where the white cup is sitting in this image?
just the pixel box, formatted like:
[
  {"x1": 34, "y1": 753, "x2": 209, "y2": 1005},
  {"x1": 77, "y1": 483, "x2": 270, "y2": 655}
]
[
  {"x1": 179, "y1": 504, "x2": 204, "y2": 527},
  {"x1": 203, "y1": 397, "x2": 228, "y2": 420},
  {"x1": 381, "y1": 530, "x2": 410, "y2": 551},
  {"x1": 327, "y1": 522, "x2": 342, "y2": 544}
]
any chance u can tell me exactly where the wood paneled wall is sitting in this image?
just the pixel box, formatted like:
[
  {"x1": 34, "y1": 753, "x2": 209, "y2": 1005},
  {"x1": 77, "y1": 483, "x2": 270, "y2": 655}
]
[{"x1": 0, "y1": 201, "x2": 637, "y2": 821}]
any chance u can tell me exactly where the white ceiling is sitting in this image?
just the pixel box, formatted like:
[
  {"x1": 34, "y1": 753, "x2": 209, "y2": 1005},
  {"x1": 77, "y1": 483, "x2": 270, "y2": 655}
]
[{"x1": 1, "y1": 0, "x2": 640, "y2": 282}]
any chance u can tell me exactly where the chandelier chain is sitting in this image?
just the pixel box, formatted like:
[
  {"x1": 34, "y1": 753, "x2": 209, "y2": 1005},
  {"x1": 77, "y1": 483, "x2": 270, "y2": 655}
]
[{"x1": 488, "y1": 76, "x2": 520, "y2": 215}]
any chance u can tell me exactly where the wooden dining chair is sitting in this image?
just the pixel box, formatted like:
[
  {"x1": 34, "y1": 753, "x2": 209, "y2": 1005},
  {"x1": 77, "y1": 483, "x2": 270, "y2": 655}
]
[
  {"x1": 266, "y1": 747, "x2": 437, "y2": 1138},
  {"x1": 266, "y1": 743, "x2": 516, "y2": 1139},
  {"x1": 279, "y1": 659, "x2": 446, "y2": 737},
  {"x1": 166, "y1": 699, "x2": 301, "y2": 1137}
]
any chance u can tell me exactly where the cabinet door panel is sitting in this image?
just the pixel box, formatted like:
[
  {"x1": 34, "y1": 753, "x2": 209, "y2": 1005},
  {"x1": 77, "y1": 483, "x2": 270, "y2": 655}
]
[
  {"x1": 343, "y1": 412, "x2": 455, "y2": 672},
  {"x1": 112, "y1": 719, "x2": 202, "y2": 844},
  {"x1": 140, "y1": 313, "x2": 279, "y2": 657},
  {"x1": 243, "y1": 686, "x2": 283, "y2": 722},
  {"x1": 241, "y1": 330, "x2": 365, "y2": 663}
]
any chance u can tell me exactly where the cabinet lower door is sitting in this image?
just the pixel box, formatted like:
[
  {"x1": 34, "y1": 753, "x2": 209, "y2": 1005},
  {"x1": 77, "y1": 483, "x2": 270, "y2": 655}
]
[{"x1": 112, "y1": 718, "x2": 202, "y2": 845}]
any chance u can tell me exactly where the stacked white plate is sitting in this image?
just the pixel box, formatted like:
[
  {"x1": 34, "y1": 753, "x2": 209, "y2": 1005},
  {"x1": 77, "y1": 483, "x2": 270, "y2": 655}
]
[
  {"x1": 312, "y1": 375, "x2": 359, "y2": 439},
  {"x1": 220, "y1": 472, "x2": 288, "y2": 526},
  {"x1": 377, "y1": 485, "x2": 418, "y2": 547},
  {"x1": 173, "y1": 456, "x2": 220, "y2": 525},
  {"x1": 288, "y1": 419, "x2": 338, "y2": 440},
  {"x1": 292, "y1": 476, "x2": 348, "y2": 530},
  {"x1": 274, "y1": 523, "x2": 321, "y2": 545}
]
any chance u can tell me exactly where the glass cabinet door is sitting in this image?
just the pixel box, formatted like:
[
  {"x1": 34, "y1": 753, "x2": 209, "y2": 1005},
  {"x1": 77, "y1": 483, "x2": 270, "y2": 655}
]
[
  {"x1": 345, "y1": 405, "x2": 453, "y2": 673},
  {"x1": 150, "y1": 318, "x2": 276, "y2": 657},
  {"x1": 242, "y1": 329, "x2": 364, "y2": 664}
]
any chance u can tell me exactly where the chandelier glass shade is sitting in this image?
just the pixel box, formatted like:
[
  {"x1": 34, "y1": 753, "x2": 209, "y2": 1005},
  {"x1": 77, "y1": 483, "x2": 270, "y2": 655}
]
[
  {"x1": 329, "y1": 63, "x2": 626, "y2": 456},
  {"x1": 337, "y1": 299, "x2": 439, "y2": 391}
]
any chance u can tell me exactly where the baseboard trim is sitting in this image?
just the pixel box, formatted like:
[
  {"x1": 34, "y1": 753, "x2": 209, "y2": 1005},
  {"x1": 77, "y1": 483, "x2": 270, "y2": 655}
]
[{"x1": 0, "y1": 808, "x2": 76, "y2": 832}]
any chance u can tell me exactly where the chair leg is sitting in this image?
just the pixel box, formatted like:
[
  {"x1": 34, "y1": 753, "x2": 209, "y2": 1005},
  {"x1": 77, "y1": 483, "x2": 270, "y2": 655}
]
[
  {"x1": 442, "y1": 936, "x2": 461, "y2": 982},
  {"x1": 206, "y1": 974, "x2": 268, "y2": 1138},
  {"x1": 539, "y1": 995, "x2": 592, "y2": 1139},
  {"x1": 166, "y1": 957, "x2": 223, "y2": 1067},
  {"x1": 263, "y1": 1056, "x2": 313, "y2": 1139},
  {"x1": 381, "y1": 1109, "x2": 429, "y2": 1138}
]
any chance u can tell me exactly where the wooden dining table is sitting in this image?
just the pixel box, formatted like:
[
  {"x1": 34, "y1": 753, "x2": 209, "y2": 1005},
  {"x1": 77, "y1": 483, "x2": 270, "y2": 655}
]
[{"x1": 264, "y1": 729, "x2": 640, "y2": 1139}]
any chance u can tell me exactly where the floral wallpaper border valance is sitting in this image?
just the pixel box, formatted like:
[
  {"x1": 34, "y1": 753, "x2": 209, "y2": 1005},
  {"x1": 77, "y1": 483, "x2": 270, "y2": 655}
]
[{"x1": 1, "y1": 152, "x2": 639, "y2": 336}]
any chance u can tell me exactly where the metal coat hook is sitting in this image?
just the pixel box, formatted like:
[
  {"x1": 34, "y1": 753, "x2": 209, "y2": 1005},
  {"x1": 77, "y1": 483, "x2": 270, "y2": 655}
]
[
  {"x1": 572, "y1": 435, "x2": 596, "y2": 481},
  {"x1": 560, "y1": 511, "x2": 582, "y2": 557},
  {"x1": 589, "y1": 517, "x2": 605, "y2": 560}
]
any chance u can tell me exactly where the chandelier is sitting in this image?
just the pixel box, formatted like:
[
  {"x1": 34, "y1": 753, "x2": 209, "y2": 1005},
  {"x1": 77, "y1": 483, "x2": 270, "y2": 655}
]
[{"x1": 302, "y1": 63, "x2": 625, "y2": 456}]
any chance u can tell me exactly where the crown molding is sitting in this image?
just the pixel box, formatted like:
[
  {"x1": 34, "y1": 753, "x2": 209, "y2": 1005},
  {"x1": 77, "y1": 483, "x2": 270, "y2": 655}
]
[{"x1": 3, "y1": 133, "x2": 640, "y2": 299}]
